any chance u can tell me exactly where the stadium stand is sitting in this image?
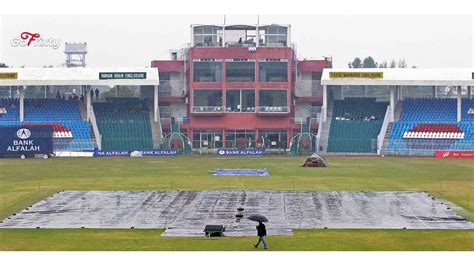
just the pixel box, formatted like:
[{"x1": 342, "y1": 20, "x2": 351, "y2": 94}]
[
  {"x1": 0, "y1": 98, "x2": 94, "y2": 151},
  {"x1": 327, "y1": 98, "x2": 388, "y2": 153},
  {"x1": 385, "y1": 98, "x2": 474, "y2": 155},
  {"x1": 93, "y1": 97, "x2": 153, "y2": 150}
]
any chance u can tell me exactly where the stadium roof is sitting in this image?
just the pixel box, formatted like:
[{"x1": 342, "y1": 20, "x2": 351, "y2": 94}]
[
  {"x1": 0, "y1": 68, "x2": 159, "y2": 86},
  {"x1": 321, "y1": 68, "x2": 474, "y2": 86}
]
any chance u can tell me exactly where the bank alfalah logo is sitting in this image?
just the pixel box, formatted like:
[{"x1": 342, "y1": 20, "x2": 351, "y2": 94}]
[{"x1": 17, "y1": 128, "x2": 32, "y2": 140}]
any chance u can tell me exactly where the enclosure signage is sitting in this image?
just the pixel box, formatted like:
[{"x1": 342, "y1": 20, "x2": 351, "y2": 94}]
[
  {"x1": 94, "y1": 149, "x2": 177, "y2": 157},
  {"x1": 99, "y1": 72, "x2": 147, "y2": 80},
  {"x1": 0, "y1": 72, "x2": 18, "y2": 80},
  {"x1": 329, "y1": 72, "x2": 384, "y2": 79},
  {"x1": 434, "y1": 150, "x2": 474, "y2": 159},
  {"x1": 0, "y1": 126, "x2": 53, "y2": 156},
  {"x1": 217, "y1": 149, "x2": 264, "y2": 156}
]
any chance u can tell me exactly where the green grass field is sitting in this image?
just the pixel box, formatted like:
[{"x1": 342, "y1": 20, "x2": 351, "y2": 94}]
[{"x1": 0, "y1": 156, "x2": 473, "y2": 251}]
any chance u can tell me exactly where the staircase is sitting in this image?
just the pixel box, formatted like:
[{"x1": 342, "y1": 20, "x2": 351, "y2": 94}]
[
  {"x1": 149, "y1": 105, "x2": 163, "y2": 149},
  {"x1": 380, "y1": 122, "x2": 393, "y2": 154},
  {"x1": 318, "y1": 99, "x2": 334, "y2": 154},
  {"x1": 394, "y1": 101, "x2": 403, "y2": 120}
]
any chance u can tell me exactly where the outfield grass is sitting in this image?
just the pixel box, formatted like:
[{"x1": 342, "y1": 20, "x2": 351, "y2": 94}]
[{"x1": 0, "y1": 156, "x2": 473, "y2": 250}]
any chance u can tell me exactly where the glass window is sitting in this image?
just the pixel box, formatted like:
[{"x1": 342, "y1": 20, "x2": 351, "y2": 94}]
[
  {"x1": 258, "y1": 130, "x2": 287, "y2": 149},
  {"x1": 193, "y1": 61, "x2": 222, "y2": 82},
  {"x1": 226, "y1": 89, "x2": 255, "y2": 112},
  {"x1": 225, "y1": 61, "x2": 255, "y2": 82},
  {"x1": 258, "y1": 90, "x2": 288, "y2": 112},
  {"x1": 225, "y1": 130, "x2": 256, "y2": 148},
  {"x1": 259, "y1": 61, "x2": 288, "y2": 82},
  {"x1": 192, "y1": 90, "x2": 222, "y2": 112},
  {"x1": 192, "y1": 129, "x2": 223, "y2": 149}
]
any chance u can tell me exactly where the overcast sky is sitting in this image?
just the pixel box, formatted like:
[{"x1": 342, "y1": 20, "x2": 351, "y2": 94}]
[{"x1": 0, "y1": 15, "x2": 472, "y2": 68}]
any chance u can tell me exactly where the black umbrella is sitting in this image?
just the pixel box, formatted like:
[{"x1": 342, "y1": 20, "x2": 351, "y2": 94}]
[{"x1": 248, "y1": 214, "x2": 268, "y2": 223}]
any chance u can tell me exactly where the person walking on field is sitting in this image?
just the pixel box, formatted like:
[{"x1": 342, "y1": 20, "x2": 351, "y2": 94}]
[{"x1": 254, "y1": 222, "x2": 268, "y2": 249}]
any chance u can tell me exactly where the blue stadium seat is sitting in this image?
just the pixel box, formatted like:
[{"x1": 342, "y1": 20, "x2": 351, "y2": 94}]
[{"x1": 0, "y1": 98, "x2": 94, "y2": 151}]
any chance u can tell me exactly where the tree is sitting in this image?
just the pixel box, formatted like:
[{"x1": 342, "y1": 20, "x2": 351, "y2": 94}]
[
  {"x1": 389, "y1": 59, "x2": 397, "y2": 68},
  {"x1": 349, "y1": 57, "x2": 362, "y2": 68},
  {"x1": 379, "y1": 61, "x2": 388, "y2": 68},
  {"x1": 0, "y1": 63, "x2": 8, "y2": 68},
  {"x1": 362, "y1": 56, "x2": 378, "y2": 68},
  {"x1": 398, "y1": 58, "x2": 407, "y2": 68}
]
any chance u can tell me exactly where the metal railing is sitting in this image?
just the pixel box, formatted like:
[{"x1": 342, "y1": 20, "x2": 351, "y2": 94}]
[
  {"x1": 257, "y1": 106, "x2": 289, "y2": 113},
  {"x1": 192, "y1": 106, "x2": 223, "y2": 113},
  {"x1": 382, "y1": 139, "x2": 474, "y2": 156}
]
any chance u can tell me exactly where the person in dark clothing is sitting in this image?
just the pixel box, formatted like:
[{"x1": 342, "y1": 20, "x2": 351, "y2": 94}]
[
  {"x1": 94, "y1": 88, "x2": 100, "y2": 100},
  {"x1": 56, "y1": 90, "x2": 60, "y2": 100},
  {"x1": 90, "y1": 89, "x2": 94, "y2": 101},
  {"x1": 254, "y1": 222, "x2": 268, "y2": 249}
]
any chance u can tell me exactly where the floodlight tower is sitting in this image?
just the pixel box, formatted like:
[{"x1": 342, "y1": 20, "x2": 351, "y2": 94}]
[{"x1": 64, "y1": 42, "x2": 87, "y2": 68}]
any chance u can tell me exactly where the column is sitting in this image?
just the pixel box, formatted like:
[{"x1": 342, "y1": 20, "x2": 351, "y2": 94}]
[
  {"x1": 457, "y1": 86, "x2": 462, "y2": 122},
  {"x1": 390, "y1": 86, "x2": 395, "y2": 123},
  {"x1": 468, "y1": 86, "x2": 472, "y2": 99},
  {"x1": 433, "y1": 86, "x2": 437, "y2": 98},
  {"x1": 322, "y1": 85, "x2": 327, "y2": 122},
  {"x1": 86, "y1": 86, "x2": 91, "y2": 121},
  {"x1": 154, "y1": 85, "x2": 159, "y2": 122},
  {"x1": 364, "y1": 85, "x2": 367, "y2": 98},
  {"x1": 19, "y1": 86, "x2": 24, "y2": 122}
]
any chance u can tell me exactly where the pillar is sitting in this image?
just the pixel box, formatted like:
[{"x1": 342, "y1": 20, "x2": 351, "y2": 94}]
[
  {"x1": 457, "y1": 86, "x2": 462, "y2": 122},
  {"x1": 322, "y1": 85, "x2": 327, "y2": 122},
  {"x1": 154, "y1": 85, "x2": 159, "y2": 122},
  {"x1": 19, "y1": 86, "x2": 24, "y2": 122},
  {"x1": 390, "y1": 86, "x2": 395, "y2": 123},
  {"x1": 86, "y1": 86, "x2": 91, "y2": 121},
  {"x1": 468, "y1": 86, "x2": 472, "y2": 99},
  {"x1": 433, "y1": 86, "x2": 437, "y2": 98},
  {"x1": 364, "y1": 85, "x2": 367, "y2": 98}
]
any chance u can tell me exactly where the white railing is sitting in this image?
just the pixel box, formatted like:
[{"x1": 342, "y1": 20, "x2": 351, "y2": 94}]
[
  {"x1": 192, "y1": 106, "x2": 223, "y2": 113},
  {"x1": 377, "y1": 105, "x2": 391, "y2": 155},
  {"x1": 89, "y1": 105, "x2": 101, "y2": 150},
  {"x1": 257, "y1": 106, "x2": 289, "y2": 113}
]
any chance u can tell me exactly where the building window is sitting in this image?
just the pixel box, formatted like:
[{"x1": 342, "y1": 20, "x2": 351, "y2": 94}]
[
  {"x1": 225, "y1": 61, "x2": 255, "y2": 82},
  {"x1": 193, "y1": 61, "x2": 222, "y2": 82},
  {"x1": 193, "y1": 26, "x2": 223, "y2": 47},
  {"x1": 225, "y1": 130, "x2": 256, "y2": 149},
  {"x1": 258, "y1": 90, "x2": 288, "y2": 112},
  {"x1": 258, "y1": 26, "x2": 288, "y2": 47},
  {"x1": 258, "y1": 130, "x2": 287, "y2": 149},
  {"x1": 226, "y1": 89, "x2": 255, "y2": 112},
  {"x1": 192, "y1": 89, "x2": 222, "y2": 112},
  {"x1": 192, "y1": 129, "x2": 223, "y2": 149},
  {"x1": 259, "y1": 61, "x2": 288, "y2": 82}
]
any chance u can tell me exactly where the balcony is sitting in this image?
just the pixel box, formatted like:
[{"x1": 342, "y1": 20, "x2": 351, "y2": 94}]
[
  {"x1": 191, "y1": 106, "x2": 224, "y2": 115},
  {"x1": 257, "y1": 106, "x2": 289, "y2": 116}
]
